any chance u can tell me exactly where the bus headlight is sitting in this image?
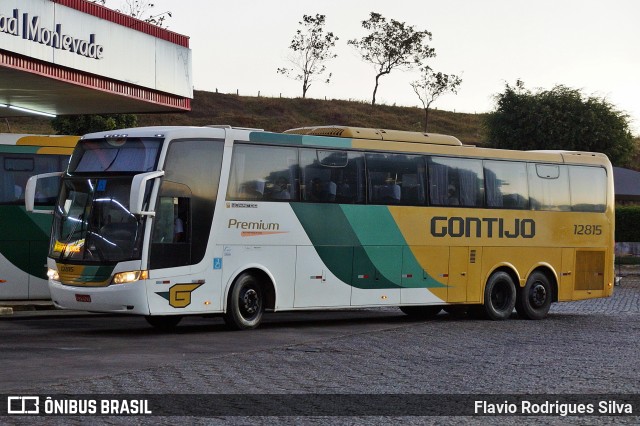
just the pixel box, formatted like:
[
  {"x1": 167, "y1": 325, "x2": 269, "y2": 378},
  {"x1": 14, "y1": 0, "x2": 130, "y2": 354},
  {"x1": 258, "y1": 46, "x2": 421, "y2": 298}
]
[
  {"x1": 112, "y1": 270, "x2": 149, "y2": 285},
  {"x1": 47, "y1": 268, "x2": 59, "y2": 281}
]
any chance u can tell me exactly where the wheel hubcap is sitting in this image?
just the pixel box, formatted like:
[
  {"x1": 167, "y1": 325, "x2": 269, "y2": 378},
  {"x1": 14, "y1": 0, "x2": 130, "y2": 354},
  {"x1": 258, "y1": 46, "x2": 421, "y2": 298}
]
[
  {"x1": 529, "y1": 282, "x2": 547, "y2": 308},
  {"x1": 241, "y1": 288, "x2": 259, "y2": 317}
]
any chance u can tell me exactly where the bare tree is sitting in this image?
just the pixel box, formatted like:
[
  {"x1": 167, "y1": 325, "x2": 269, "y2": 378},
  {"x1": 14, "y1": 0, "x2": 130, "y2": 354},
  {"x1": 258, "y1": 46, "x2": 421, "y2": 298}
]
[
  {"x1": 89, "y1": 1, "x2": 171, "y2": 27},
  {"x1": 277, "y1": 14, "x2": 339, "y2": 98},
  {"x1": 348, "y1": 12, "x2": 435, "y2": 106},
  {"x1": 119, "y1": 0, "x2": 171, "y2": 27},
  {"x1": 411, "y1": 66, "x2": 462, "y2": 132}
]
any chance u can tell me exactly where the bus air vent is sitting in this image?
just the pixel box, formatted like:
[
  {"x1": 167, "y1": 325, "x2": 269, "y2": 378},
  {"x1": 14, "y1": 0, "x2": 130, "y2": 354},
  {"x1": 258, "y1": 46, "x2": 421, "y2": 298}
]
[{"x1": 574, "y1": 251, "x2": 605, "y2": 291}]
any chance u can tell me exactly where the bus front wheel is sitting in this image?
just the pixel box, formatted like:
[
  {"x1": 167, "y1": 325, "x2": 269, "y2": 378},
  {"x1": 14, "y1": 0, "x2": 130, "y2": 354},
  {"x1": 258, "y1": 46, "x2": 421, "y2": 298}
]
[
  {"x1": 224, "y1": 273, "x2": 264, "y2": 330},
  {"x1": 516, "y1": 271, "x2": 552, "y2": 320},
  {"x1": 483, "y1": 271, "x2": 516, "y2": 320}
]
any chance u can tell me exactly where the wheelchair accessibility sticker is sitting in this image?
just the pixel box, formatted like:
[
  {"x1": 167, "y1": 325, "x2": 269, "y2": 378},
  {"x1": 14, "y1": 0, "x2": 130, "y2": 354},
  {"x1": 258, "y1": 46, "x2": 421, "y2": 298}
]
[{"x1": 213, "y1": 258, "x2": 222, "y2": 270}]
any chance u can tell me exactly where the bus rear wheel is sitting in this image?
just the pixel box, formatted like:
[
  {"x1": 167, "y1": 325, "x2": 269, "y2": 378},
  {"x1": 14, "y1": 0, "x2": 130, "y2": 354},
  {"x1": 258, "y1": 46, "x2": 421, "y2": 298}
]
[
  {"x1": 145, "y1": 315, "x2": 182, "y2": 330},
  {"x1": 516, "y1": 271, "x2": 552, "y2": 320},
  {"x1": 400, "y1": 305, "x2": 442, "y2": 319},
  {"x1": 483, "y1": 271, "x2": 516, "y2": 320},
  {"x1": 224, "y1": 273, "x2": 264, "y2": 330}
]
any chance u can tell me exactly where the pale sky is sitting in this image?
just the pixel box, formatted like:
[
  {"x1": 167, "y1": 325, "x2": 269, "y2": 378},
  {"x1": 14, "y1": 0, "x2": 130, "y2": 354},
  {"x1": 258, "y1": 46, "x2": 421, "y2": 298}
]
[{"x1": 120, "y1": 0, "x2": 640, "y2": 135}]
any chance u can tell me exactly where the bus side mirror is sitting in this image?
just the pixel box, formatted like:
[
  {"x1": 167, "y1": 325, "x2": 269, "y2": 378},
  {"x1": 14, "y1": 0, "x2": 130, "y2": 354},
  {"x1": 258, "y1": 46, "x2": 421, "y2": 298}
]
[
  {"x1": 130, "y1": 171, "x2": 165, "y2": 216},
  {"x1": 25, "y1": 172, "x2": 63, "y2": 214}
]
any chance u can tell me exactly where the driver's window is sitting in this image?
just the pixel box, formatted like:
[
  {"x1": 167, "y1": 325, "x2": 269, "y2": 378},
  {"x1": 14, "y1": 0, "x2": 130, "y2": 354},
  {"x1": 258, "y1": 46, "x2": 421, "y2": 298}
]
[
  {"x1": 153, "y1": 196, "x2": 190, "y2": 244},
  {"x1": 150, "y1": 189, "x2": 192, "y2": 269}
]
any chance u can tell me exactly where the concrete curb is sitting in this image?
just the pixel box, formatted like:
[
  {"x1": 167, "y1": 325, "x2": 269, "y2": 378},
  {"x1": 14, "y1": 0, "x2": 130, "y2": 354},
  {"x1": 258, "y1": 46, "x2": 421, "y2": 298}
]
[{"x1": 0, "y1": 301, "x2": 55, "y2": 316}]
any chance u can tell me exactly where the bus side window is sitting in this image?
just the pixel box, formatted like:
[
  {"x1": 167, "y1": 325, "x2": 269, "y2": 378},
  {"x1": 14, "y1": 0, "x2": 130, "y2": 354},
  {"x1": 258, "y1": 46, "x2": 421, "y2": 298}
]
[
  {"x1": 33, "y1": 155, "x2": 66, "y2": 205},
  {"x1": 569, "y1": 165, "x2": 607, "y2": 212},
  {"x1": 527, "y1": 163, "x2": 570, "y2": 211},
  {"x1": 0, "y1": 154, "x2": 14, "y2": 203},
  {"x1": 428, "y1": 157, "x2": 483, "y2": 207},
  {"x1": 300, "y1": 149, "x2": 365, "y2": 204},
  {"x1": 227, "y1": 144, "x2": 299, "y2": 202},
  {"x1": 484, "y1": 160, "x2": 529, "y2": 209},
  {"x1": 1, "y1": 155, "x2": 31, "y2": 204},
  {"x1": 1, "y1": 154, "x2": 65, "y2": 205},
  {"x1": 366, "y1": 153, "x2": 425, "y2": 206}
]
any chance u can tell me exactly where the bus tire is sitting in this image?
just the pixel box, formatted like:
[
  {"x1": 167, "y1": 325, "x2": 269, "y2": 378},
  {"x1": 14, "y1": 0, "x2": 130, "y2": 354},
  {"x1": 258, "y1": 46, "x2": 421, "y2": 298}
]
[
  {"x1": 224, "y1": 273, "x2": 264, "y2": 330},
  {"x1": 145, "y1": 315, "x2": 182, "y2": 330},
  {"x1": 483, "y1": 271, "x2": 516, "y2": 320},
  {"x1": 400, "y1": 305, "x2": 442, "y2": 319},
  {"x1": 516, "y1": 271, "x2": 552, "y2": 320}
]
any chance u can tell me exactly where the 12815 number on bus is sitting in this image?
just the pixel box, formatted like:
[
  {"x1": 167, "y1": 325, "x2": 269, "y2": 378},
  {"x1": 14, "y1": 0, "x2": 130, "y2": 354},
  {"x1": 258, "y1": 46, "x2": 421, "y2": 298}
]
[{"x1": 574, "y1": 224, "x2": 602, "y2": 235}]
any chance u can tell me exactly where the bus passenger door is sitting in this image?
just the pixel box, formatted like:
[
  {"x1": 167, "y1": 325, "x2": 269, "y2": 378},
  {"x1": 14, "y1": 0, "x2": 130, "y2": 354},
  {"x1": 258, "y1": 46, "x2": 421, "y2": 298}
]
[
  {"x1": 147, "y1": 191, "x2": 198, "y2": 314},
  {"x1": 351, "y1": 246, "x2": 401, "y2": 305},
  {"x1": 147, "y1": 138, "x2": 224, "y2": 315},
  {"x1": 294, "y1": 246, "x2": 353, "y2": 308}
]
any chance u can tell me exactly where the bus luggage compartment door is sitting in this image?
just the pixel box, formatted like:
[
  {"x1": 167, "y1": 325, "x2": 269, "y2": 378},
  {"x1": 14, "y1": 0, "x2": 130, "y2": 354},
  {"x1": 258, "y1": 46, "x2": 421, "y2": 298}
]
[
  {"x1": 294, "y1": 246, "x2": 353, "y2": 308},
  {"x1": 351, "y1": 246, "x2": 401, "y2": 306},
  {"x1": 448, "y1": 246, "x2": 468, "y2": 303}
]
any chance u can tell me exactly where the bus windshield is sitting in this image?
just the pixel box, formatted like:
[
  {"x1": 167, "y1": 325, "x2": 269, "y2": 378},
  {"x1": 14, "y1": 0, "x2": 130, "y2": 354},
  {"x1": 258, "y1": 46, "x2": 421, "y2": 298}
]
[
  {"x1": 50, "y1": 177, "x2": 144, "y2": 263},
  {"x1": 69, "y1": 137, "x2": 162, "y2": 173}
]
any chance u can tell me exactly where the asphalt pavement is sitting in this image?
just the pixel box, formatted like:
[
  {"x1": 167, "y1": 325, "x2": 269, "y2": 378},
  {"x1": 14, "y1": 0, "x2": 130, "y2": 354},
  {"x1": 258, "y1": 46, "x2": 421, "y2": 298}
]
[{"x1": 1, "y1": 268, "x2": 639, "y2": 424}]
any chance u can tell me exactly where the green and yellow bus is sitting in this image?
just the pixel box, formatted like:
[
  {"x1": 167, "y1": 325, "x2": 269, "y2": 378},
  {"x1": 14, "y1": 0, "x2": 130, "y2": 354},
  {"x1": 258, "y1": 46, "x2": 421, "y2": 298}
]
[
  {"x1": 26, "y1": 125, "x2": 614, "y2": 328},
  {"x1": 1, "y1": 133, "x2": 78, "y2": 300}
]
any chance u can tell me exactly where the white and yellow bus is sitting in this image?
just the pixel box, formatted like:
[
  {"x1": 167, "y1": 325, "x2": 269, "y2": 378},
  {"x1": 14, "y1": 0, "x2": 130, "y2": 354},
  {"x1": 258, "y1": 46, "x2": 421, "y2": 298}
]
[
  {"x1": 0, "y1": 134, "x2": 78, "y2": 300},
  {"x1": 26, "y1": 125, "x2": 614, "y2": 329}
]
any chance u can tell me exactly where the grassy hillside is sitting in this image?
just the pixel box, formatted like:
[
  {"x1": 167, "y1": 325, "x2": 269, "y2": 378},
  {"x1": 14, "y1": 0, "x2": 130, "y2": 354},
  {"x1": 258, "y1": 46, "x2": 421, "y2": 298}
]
[
  {"x1": 138, "y1": 91, "x2": 487, "y2": 145},
  {"x1": 3, "y1": 90, "x2": 486, "y2": 145}
]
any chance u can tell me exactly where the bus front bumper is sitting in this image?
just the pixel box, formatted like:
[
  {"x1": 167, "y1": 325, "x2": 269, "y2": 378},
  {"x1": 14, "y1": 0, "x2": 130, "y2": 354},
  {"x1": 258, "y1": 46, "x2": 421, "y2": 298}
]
[{"x1": 48, "y1": 280, "x2": 149, "y2": 315}]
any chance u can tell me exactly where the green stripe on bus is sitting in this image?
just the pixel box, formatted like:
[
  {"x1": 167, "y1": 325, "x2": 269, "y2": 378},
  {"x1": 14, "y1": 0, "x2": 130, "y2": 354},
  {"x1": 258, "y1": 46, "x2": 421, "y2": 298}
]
[
  {"x1": 340, "y1": 205, "x2": 406, "y2": 246},
  {"x1": 341, "y1": 205, "x2": 444, "y2": 288},
  {"x1": 72, "y1": 265, "x2": 114, "y2": 283},
  {"x1": 0, "y1": 206, "x2": 52, "y2": 278},
  {"x1": 290, "y1": 203, "x2": 444, "y2": 289},
  {"x1": 0, "y1": 145, "x2": 40, "y2": 154},
  {"x1": 0, "y1": 206, "x2": 51, "y2": 240},
  {"x1": 290, "y1": 204, "x2": 360, "y2": 246},
  {"x1": 249, "y1": 132, "x2": 353, "y2": 148}
]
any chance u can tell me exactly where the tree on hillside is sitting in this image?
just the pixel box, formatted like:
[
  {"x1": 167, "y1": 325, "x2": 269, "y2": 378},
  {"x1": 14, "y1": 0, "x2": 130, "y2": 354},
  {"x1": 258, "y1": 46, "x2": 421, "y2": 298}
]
[
  {"x1": 485, "y1": 81, "x2": 635, "y2": 166},
  {"x1": 411, "y1": 66, "x2": 462, "y2": 132},
  {"x1": 52, "y1": 114, "x2": 137, "y2": 136},
  {"x1": 277, "y1": 14, "x2": 339, "y2": 98},
  {"x1": 348, "y1": 12, "x2": 435, "y2": 106}
]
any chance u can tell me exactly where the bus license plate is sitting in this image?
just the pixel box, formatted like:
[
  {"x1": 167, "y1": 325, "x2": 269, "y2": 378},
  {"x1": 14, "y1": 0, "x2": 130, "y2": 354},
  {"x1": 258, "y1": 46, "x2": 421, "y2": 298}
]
[{"x1": 75, "y1": 294, "x2": 91, "y2": 303}]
